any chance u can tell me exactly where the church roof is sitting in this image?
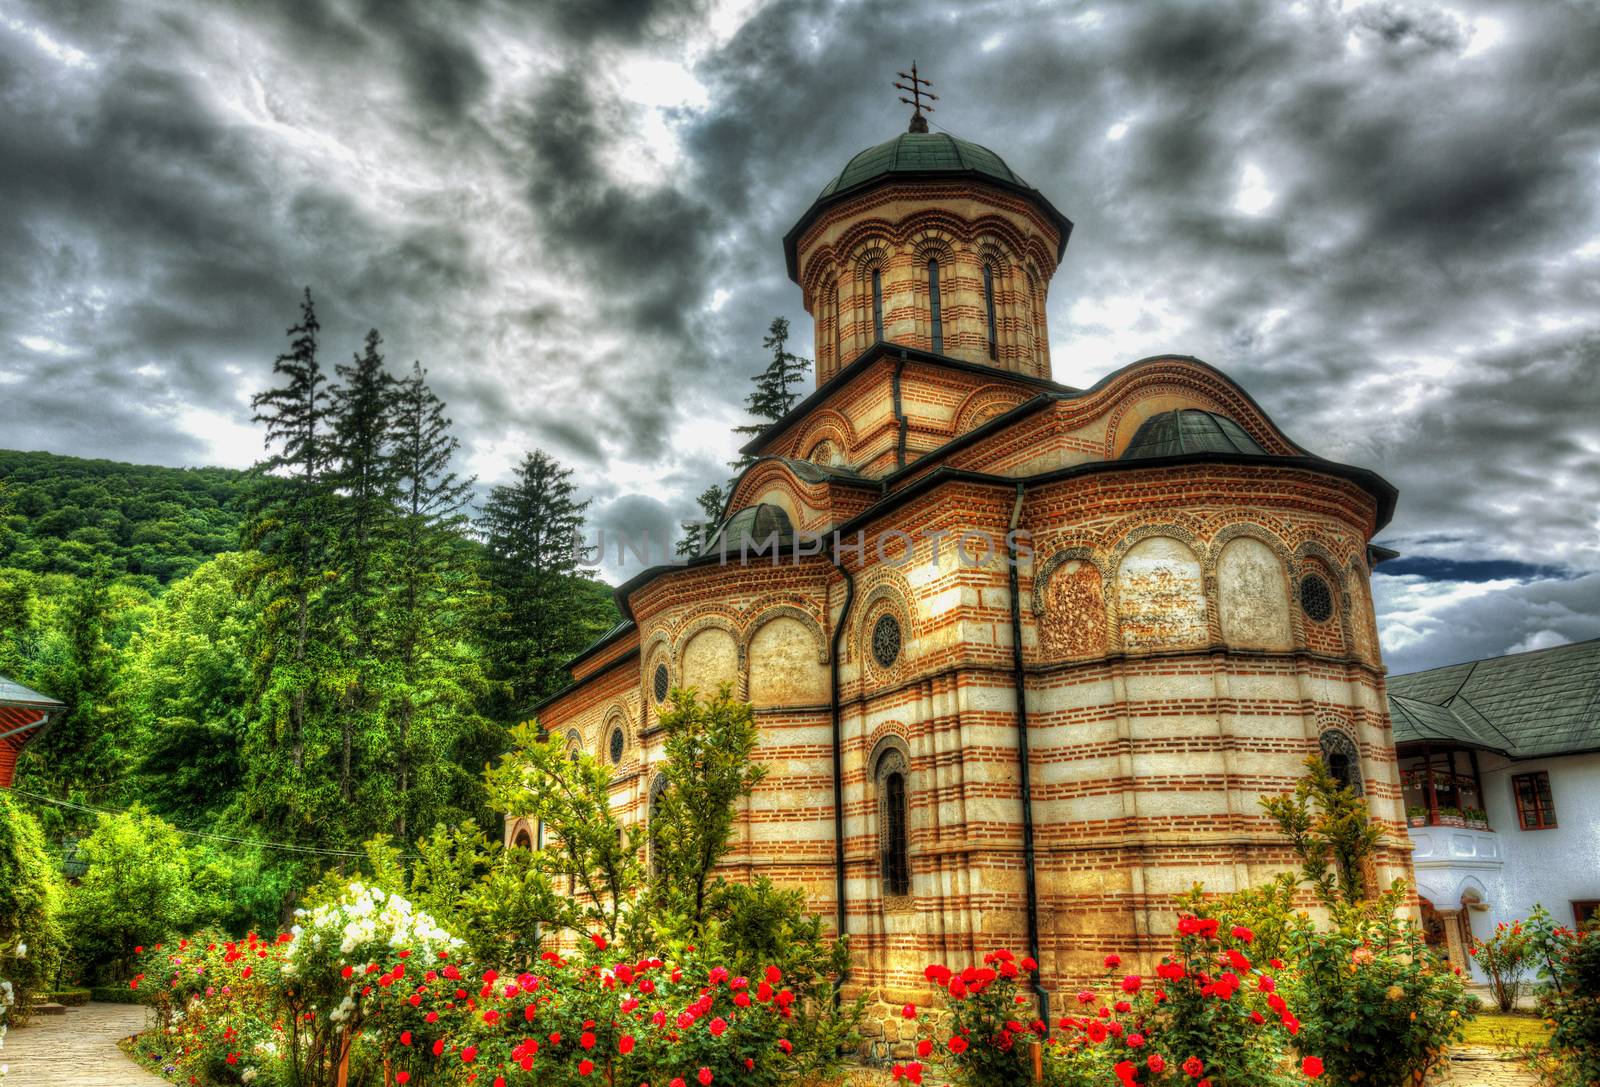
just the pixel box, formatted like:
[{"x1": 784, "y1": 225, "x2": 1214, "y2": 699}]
[
  {"x1": 1120, "y1": 410, "x2": 1268, "y2": 460},
  {"x1": 817, "y1": 131, "x2": 1029, "y2": 200},
  {"x1": 784, "y1": 130, "x2": 1073, "y2": 280},
  {"x1": 700, "y1": 502, "x2": 795, "y2": 558},
  {"x1": 1387, "y1": 637, "x2": 1600, "y2": 758}
]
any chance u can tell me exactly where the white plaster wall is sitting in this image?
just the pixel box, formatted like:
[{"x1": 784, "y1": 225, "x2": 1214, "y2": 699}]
[{"x1": 1437, "y1": 752, "x2": 1600, "y2": 981}]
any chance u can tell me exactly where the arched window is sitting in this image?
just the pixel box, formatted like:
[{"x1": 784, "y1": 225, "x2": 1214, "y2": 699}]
[
  {"x1": 648, "y1": 773, "x2": 669, "y2": 874},
  {"x1": 512, "y1": 828, "x2": 532, "y2": 850},
  {"x1": 1320, "y1": 729, "x2": 1364, "y2": 795},
  {"x1": 875, "y1": 746, "x2": 911, "y2": 898},
  {"x1": 983, "y1": 262, "x2": 998, "y2": 360},
  {"x1": 871, "y1": 267, "x2": 884, "y2": 342},
  {"x1": 829, "y1": 280, "x2": 841, "y2": 369},
  {"x1": 927, "y1": 258, "x2": 943, "y2": 353}
]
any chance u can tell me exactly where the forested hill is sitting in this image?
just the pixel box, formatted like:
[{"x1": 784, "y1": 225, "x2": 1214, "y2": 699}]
[{"x1": 0, "y1": 449, "x2": 249, "y2": 585}]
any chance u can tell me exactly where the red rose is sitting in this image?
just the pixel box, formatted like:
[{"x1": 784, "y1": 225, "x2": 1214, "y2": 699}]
[
  {"x1": 620, "y1": 1034, "x2": 635, "y2": 1054},
  {"x1": 461, "y1": 1046, "x2": 477, "y2": 1063},
  {"x1": 1121, "y1": 974, "x2": 1142, "y2": 993},
  {"x1": 698, "y1": 1067, "x2": 713, "y2": 1085},
  {"x1": 917, "y1": 1039, "x2": 932, "y2": 1057},
  {"x1": 1148, "y1": 1054, "x2": 1167, "y2": 1073},
  {"x1": 1302, "y1": 1056, "x2": 1324, "y2": 1078},
  {"x1": 902, "y1": 1003, "x2": 917, "y2": 1019},
  {"x1": 578, "y1": 1059, "x2": 594, "y2": 1076},
  {"x1": 1104, "y1": 954, "x2": 1122, "y2": 968},
  {"x1": 396, "y1": 1074, "x2": 410, "y2": 1085},
  {"x1": 948, "y1": 1036, "x2": 969, "y2": 1055},
  {"x1": 1183, "y1": 1056, "x2": 1205, "y2": 1078},
  {"x1": 1232, "y1": 925, "x2": 1254, "y2": 943}
]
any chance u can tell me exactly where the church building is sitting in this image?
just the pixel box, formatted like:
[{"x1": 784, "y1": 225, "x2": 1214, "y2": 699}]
[{"x1": 509, "y1": 104, "x2": 1414, "y2": 1049}]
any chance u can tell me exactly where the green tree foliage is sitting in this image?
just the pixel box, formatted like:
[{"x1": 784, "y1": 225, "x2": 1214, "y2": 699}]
[
  {"x1": 649, "y1": 684, "x2": 768, "y2": 927},
  {"x1": 1260, "y1": 756, "x2": 1472, "y2": 1087},
  {"x1": 378, "y1": 362, "x2": 487, "y2": 839},
  {"x1": 9, "y1": 567, "x2": 143, "y2": 813},
  {"x1": 0, "y1": 450, "x2": 246, "y2": 584},
  {"x1": 119, "y1": 553, "x2": 256, "y2": 827},
  {"x1": 1259, "y1": 755, "x2": 1383, "y2": 907},
  {"x1": 484, "y1": 723, "x2": 643, "y2": 941},
  {"x1": 734, "y1": 317, "x2": 812, "y2": 441},
  {"x1": 675, "y1": 482, "x2": 728, "y2": 557},
  {"x1": 477, "y1": 450, "x2": 615, "y2": 709},
  {"x1": 0, "y1": 790, "x2": 66, "y2": 1023},
  {"x1": 64, "y1": 807, "x2": 197, "y2": 983}
]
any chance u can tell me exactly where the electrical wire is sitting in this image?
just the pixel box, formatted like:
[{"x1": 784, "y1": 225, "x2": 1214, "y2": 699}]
[{"x1": 8, "y1": 787, "x2": 388, "y2": 859}]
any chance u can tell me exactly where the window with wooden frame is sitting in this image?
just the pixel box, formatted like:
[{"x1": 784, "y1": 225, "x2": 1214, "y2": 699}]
[
  {"x1": 1512, "y1": 771, "x2": 1556, "y2": 830},
  {"x1": 1574, "y1": 901, "x2": 1600, "y2": 930}
]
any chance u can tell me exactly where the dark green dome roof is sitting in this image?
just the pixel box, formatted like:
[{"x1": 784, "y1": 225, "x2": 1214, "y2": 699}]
[
  {"x1": 816, "y1": 132, "x2": 1029, "y2": 200},
  {"x1": 1120, "y1": 410, "x2": 1267, "y2": 460},
  {"x1": 783, "y1": 127, "x2": 1073, "y2": 281}
]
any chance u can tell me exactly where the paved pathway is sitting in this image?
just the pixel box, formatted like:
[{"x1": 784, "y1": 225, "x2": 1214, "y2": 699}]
[
  {"x1": 2, "y1": 1002, "x2": 167, "y2": 1086},
  {"x1": 1439, "y1": 1046, "x2": 1539, "y2": 1087}
]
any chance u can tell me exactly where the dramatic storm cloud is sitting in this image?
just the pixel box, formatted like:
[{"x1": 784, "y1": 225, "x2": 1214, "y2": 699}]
[{"x1": 2, "y1": 0, "x2": 1598, "y2": 672}]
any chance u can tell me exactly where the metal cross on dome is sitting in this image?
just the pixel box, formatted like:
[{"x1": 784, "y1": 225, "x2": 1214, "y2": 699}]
[{"x1": 895, "y1": 62, "x2": 937, "y2": 133}]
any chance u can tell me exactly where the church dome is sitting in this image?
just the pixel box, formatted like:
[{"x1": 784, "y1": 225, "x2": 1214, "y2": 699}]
[
  {"x1": 700, "y1": 502, "x2": 794, "y2": 557},
  {"x1": 783, "y1": 127, "x2": 1073, "y2": 283},
  {"x1": 1120, "y1": 410, "x2": 1267, "y2": 460},
  {"x1": 816, "y1": 131, "x2": 1030, "y2": 200}
]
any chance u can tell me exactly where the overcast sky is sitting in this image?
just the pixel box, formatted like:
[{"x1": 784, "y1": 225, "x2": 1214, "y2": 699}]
[{"x1": 2, "y1": 0, "x2": 1598, "y2": 674}]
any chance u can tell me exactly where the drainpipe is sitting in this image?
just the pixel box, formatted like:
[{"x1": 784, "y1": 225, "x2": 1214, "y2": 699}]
[
  {"x1": 828, "y1": 553, "x2": 857, "y2": 1002},
  {"x1": 892, "y1": 349, "x2": 909, "y2": 469},
  {"x1": 1006, "y1": 481, "x2": 1048, "y2": 1023}
]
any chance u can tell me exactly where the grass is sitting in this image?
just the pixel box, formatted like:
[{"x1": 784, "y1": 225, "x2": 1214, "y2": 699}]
[{"x1": 1460, "y1": 1009, "x2": 1553, "y2": 1048}]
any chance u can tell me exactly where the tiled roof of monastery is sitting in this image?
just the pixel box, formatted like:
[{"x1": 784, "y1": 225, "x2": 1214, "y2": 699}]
[
  {"x1": 0, "y1": 674, "x2": 64, "y2": 708},
  {"x1": 1387, "y1": 637, "x2": 1600, "y2": 758}
]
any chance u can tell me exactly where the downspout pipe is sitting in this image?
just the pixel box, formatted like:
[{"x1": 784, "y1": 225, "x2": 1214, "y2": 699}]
[
  {"x1": 828, "y1": 553, "x2": 857, "y2": 1002},
  {"x1": 892, "y1": 348, "x2": 908, "y2": 469},
  {"x1": 1006, "y1": 482, "x2": 1049, "y2": 1023}
]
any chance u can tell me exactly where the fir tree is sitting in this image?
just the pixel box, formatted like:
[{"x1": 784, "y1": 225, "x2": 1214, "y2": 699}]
[
  {"x1": 242, "y1": 288, "x2": 338, "y2": 843},
  {"x1": 735, "y1": 317, "x2": 812, "y2": 437},
  {"x1": 380, "y1": 361, "x2": 484, "y2": 838},
  {"x1": 728, "y1": 316, "x2": 813, "y2": 477},
  {"x1": 477, "y1": 450, "x2": 610, "y2": 711},
  {"x1": 675, "y1": 483, "x2": 728, "y2": 557},
  {"x1": 327, "y1": 329, "x2": 399, "y2": 806}
]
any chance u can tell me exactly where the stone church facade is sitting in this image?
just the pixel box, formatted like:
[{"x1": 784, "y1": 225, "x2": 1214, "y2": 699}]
[{"x1": 508, "y1": 122, "x2": 1413, "y2": 1042}]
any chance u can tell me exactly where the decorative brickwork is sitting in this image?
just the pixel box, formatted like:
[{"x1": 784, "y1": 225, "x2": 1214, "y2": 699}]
[{"x1": 510, "y1": 132, "x2": 1410, "y2": 1048}]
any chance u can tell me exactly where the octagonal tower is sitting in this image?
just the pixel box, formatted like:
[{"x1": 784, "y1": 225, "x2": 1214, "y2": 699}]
[{"x1": 784, "y1": 123, "x2": 1073, "y2": 383}]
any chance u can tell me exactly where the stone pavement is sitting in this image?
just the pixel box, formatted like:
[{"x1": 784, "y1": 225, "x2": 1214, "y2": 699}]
[
  {"x1": 2, "y1": 1002, "x2": 167, "y2": 1086},
  {"x1": 1438, "y1": 1046, "x2": 1540, "y2": 1087}
]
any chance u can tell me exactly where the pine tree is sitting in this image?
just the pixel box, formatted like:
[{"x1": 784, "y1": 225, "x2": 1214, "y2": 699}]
[
  {"x1": 380, "y1": 361, "x2": 484, "y2": 838},
  {"x1": 734, "y1": 317, "x2": 812, "y2": 437},
  {"x1": 675, "y1": 483, "x2": 728, "y2": 557},
  {"x1": 477, "y1": 450, "x2": 610, "y2": 711},
  {"x1": 242, "y1": 289, "x2": 338, "y2": 843},
  {"x1": 327, "y1": 329, "x2": 399, "y2": 807},
  {"x1": 726, "y1": 315, "x2": 814, "y2": 479}
]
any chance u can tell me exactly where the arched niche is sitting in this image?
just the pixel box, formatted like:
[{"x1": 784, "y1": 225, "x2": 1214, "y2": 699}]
[
  {"x1": 1115, "y1": 535, "x2": 1207, "y2": 651},
  {"x1": 680, "y1": 625, "x2": 738, "y2": 694},
  {"x1": 747, "y1": 614, "x2": 828, "y2": 707},
  {"x1": 1217, "y1": 535, "x2": 1293, "y2": 650},
  {"x1": 1033, "y1": 551, "x2": 1107, "y2": 660}
]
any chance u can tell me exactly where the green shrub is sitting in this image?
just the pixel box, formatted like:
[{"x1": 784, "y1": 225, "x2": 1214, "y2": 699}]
[
  {"x1": 0, "y1": 790, "x2": 66, "y2": 1024},
  {"x1": 88, "y1": 985, "x2": 145, "y2": 1004},
  {"x1": 1469, "y1": 920, "x2": 1534, "y2": 1011},
  {"x1": 1536, "y1": 926, "x2": 1600, "y2": 1087},
  {"x1": 1261, "y1": 758, "x2": 1473, "y2": 1086},
  {"x1": 63, "y1": 806, "x2": 196, "y2": 984},
  {"x1": 43, "y1": 988, "x2": 91, "y2": 1007}
]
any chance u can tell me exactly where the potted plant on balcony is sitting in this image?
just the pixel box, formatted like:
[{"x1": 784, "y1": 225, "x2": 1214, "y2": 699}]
[
  {"x1": 1438, "y1": 805, "x2": 1464, "y2": 827},
  {"x1": 1463, "y1": 807, "x2": 1489, "y2": 830},
  {"x1": 1406, "y1": 805, "x2": 1429, "y2": 827}
]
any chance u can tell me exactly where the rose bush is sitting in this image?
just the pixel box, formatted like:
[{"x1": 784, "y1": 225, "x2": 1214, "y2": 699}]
[
  {"x1": 897, "y1": 919, "x2": 1323, "y2": 1087},
  {"x1": 1531, "y1": 920, "x2": 1598, "y2": 1087},
  {"x1": 1470, "y1": 920, "x2": 1534, "y2": 1012}
]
